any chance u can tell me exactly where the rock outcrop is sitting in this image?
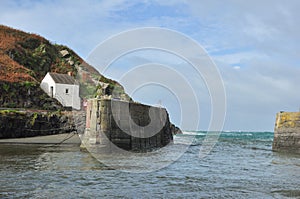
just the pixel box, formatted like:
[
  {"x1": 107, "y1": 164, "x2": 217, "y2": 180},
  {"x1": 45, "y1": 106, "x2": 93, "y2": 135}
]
[
  {"x1": 273, "y1": 111, "x2": 300, "y2": 153},
  {"x1": 0, "y1": 110, "x2": 75, "y2": 138}
]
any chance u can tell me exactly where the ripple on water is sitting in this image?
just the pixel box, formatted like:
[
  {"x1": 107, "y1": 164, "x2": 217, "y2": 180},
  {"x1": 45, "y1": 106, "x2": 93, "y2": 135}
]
[{"x1": 0, "y1": 132, "x2": 300, "y2": 198}]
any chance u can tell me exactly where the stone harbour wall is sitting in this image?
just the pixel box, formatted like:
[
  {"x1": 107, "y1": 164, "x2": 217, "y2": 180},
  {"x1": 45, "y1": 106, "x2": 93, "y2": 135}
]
[
  {"x1": 81, "y1": 99, "x2": 181, "y2": 152},
  {"x1": 273, "y1": 111, "x2": 300, "y2": 153}
]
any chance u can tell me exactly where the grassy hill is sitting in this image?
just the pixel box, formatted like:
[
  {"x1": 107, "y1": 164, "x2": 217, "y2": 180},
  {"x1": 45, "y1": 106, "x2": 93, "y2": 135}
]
[{"x1": 0, "y1": 25, "x2": 129, "y2": 109}]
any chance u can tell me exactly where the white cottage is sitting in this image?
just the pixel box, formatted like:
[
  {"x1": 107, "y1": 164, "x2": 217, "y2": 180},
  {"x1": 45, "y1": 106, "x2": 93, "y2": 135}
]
[{"x1": 40, "y1": 72, "x2": 81, "y2": 110}]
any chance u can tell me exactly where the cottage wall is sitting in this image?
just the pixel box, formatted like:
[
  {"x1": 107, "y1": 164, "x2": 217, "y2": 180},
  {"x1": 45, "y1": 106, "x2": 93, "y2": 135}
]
[
  {"x1": 40, "y1": 73, "x2": 81, "y2": 110},
  {"x1": 40, "y1": 73, "x2": 56, "y2": 96},
  {"x1": 55, "y1": 83, "x2": 80, "y2": 110}
]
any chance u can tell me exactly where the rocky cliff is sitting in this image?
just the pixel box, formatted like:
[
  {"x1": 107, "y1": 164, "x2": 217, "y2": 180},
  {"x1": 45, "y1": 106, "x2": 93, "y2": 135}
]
[
  {"x1": 0, "y1": 110, "x2": 74, "y2": 138},
  {"x1": 273, "y1": 111, "x2": 300, "y2": 153},
  {"x1": 0, "y1": 109, "x2": 87, "y2": 139}
]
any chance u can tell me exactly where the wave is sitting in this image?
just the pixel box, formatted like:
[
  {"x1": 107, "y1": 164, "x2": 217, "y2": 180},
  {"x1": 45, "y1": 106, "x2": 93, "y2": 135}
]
[
  {"x1": 175, "y1": 131, "x2": 274, "y2": 145},
  {"x1": 182, "y1": 131, "x2": 206, "y2": 136},
  {"x1": 174, "y1": 134, "x2": 201, "y2": 146}
]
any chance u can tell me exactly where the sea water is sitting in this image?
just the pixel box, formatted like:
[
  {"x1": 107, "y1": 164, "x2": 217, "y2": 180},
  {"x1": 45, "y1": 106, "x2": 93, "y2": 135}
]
[{"x1": 0, "y1": 131, "x2": 300, "y2": 198}]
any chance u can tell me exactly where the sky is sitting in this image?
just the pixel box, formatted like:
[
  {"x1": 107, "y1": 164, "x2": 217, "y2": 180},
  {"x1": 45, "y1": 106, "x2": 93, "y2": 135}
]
[{"x1": 1, "y1": 0, "x2": 300, "y2": 131}]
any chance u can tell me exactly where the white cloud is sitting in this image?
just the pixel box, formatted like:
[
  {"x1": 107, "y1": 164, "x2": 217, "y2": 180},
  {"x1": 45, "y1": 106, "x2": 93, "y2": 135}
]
[{"x1": 233, "y1": 66, "x2": 240, "y2": 70}]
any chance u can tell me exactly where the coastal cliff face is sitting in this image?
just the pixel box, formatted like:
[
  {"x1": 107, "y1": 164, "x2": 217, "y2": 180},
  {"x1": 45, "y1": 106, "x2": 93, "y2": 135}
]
[
  {"x1": 0, "y1": 110, "x2": 86, "y2": 139},
  {"x1": 273, "y1": 112, "x2": 300, "y2": 153},
  {"x1": 0, "y1": 110, "x2": 74, "y2": 138}
]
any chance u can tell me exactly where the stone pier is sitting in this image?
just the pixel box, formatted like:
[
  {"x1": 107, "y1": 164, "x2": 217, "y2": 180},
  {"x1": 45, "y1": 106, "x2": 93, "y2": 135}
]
[
  {"x1": 81, "y1": 98, "x2": 181, "y2": 152},
  {"x1": 273, "y1": 111, "x2": 300, "y2": 153}
]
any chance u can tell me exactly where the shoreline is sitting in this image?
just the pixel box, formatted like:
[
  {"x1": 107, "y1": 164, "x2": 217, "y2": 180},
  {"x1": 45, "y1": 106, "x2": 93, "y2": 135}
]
[{"x1": 0, "y1": 133, "x2": 81, "y2": 145}]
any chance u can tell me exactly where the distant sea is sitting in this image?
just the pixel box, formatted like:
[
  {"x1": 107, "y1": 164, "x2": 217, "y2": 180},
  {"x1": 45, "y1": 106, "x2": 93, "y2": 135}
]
[{"x1": 1, "y1": 131, "x2": 300, "y2": 198}]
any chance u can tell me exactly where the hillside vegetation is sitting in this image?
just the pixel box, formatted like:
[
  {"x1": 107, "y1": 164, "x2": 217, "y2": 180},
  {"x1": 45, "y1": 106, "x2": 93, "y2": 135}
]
[{"x1": 0, "y1": 25, "x2": 129, "y2": 109}]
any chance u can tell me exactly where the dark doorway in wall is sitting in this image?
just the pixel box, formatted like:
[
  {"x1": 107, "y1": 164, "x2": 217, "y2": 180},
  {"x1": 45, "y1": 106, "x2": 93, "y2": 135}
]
[{"x1": 50, "y1": 86, "x2": 53, "y2": 98}]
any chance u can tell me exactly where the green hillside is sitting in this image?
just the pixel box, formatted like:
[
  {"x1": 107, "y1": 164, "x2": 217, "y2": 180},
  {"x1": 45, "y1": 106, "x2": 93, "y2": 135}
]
[{"x1": 0, "y1": 25, "x2": 129, "y2": 109}]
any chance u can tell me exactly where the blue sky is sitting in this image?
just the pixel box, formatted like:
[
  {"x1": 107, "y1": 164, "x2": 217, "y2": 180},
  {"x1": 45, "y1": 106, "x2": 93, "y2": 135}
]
[{"x1": 1, "y1": 0, "x2": 300, "y2": 131}]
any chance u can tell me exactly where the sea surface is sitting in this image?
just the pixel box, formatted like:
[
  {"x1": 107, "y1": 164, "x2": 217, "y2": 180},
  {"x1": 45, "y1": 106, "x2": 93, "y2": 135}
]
[{"x1": 0, "y1": 131, "x2": 300, "y2": 198}]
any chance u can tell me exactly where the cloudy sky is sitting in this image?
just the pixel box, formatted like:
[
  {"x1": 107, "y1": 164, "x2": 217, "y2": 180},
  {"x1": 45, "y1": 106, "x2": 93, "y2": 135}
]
[{"x1": 1, "y1": 0, "x2": 300, "y2": 131}]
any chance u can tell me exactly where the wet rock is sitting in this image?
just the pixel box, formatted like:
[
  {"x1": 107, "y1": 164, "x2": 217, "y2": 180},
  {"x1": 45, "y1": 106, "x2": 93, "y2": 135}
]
[{"x1": 0, "y1": 110, "x2": 77, "y2": 138}]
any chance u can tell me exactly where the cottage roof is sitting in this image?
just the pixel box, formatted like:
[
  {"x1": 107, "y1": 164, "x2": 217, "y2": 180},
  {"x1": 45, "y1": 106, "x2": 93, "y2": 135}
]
[{"x1": 49, "y1": 73, "x2": 78, "y2": 84}]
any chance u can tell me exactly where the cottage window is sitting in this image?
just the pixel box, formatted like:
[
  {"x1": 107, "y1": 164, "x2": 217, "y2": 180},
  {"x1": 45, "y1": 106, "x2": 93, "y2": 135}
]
[{"x1": 66, "y1": 88, "x2": 69, "y2": 94}]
